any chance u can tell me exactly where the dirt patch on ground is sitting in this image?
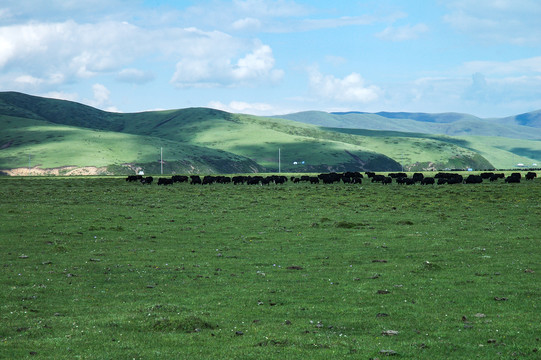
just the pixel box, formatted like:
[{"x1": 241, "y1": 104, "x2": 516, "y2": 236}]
[{"x1": 2, "y1": 166, "x2": 111, "y2": 176}]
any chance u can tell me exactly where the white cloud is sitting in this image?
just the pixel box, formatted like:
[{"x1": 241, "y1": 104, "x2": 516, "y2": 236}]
[
  {"x1": 460, "y1": 56, "x2": 541, "y2": 76},
  {"x1": 182, "y1": 0, "x2": 383, "y2": 33},
  {"x1": 10, "y1": 72, "x2": 65, "y2": 91},
  {"x1": 232, "y1": 44, "x2": 284, "y2": 82},
  {"x1": 376, "y1": 23, "x2": 429, "y2": 41},
  {"x1": 15, "y1": 75, "x2": 43, "y2": 87},
  {"x1": 116, "y1": 68, "x2": 155, "y2": 84},
  {"x1": 232, "y1": 0, "x2": 307, "y2": 17},
  {"x1": 309, "y1": 69, "x2": 381, "y2": 104},
  {"x1": 0, "y1": 8, "x2": 13, "y2": 21},
  {"x1": 171, "y1": 42, "x2": 284, "y2": 87},
  {"x1": 462, "y1": 73, "x2": 541, "y2": 103},
  {"x1": 85, "y1": 83, "x2": 118, "y2": 112},
  {"x1": 0, "y1": 20, "x2": 142, "y2": 80},
  {"x1": 91, "y1": 83, "x2": 110, "y2": 107},
  {"x1": 462, "y1": 72, "x2": 490, "y2": 102},
  {"x1": 232, "y1": 17, "x2": 262, "y2": 31},
  {"x1": 295, "y1": 15, "x2": 376, "y2": 32},
  {"x1": 180, "y1": 0, "x2": 309, "y2": 32},
  {"x1": 0, "y1": 19, "x2": 283, "y2": 90},
  {"x1": 0, "y1": 0, "x2": 135, "y2": 24},
  {"x1": 42, "y1": 91, "x2": 79, "y2": 102},
  {"x1": 444, "y1": 0, "x2": 541, "y2": 44},
  {"x1": 208, "y1": 100, "x2": 274, "y2": 115},
  {"x1": 380, "y1": 73, "x2": 541, "y2": 117}
]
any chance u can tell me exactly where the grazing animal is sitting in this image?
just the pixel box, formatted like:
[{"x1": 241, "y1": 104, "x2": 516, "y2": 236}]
[
  {"x1": 157, "y1": 177, "x2": 173, "y2": 185},
  {"x1": 421, "y1": 177, "x2": 435, "y2": 185},
  {"x1": 397, "y1": 177, "x2": 415, "y2": 185},
  {"x1": 489, "y1": 173, "x2": 505, "y2": 182},
  {"x1": 318, "y1": 173, "x2": 341, "y2": 184},
  {"x1": 247, "y1": 176, "x2": 264, "y2": 185},
  {"x1": 525, "y1": 172, "x2": 537, "y2": 180},
  {"x1": 435, "y1": 173, "x2": 463, "y2": 184},
  {"x1": 216, "y1": 176, "x2": 231, "y2": 184},
  {"x1": 505, "y1": 173, "x2": 521, "y2": 183},
  {"x1": 232, "y1": 176, "x2": 246, "y2": 185},
  {"x1": 464, "y1": 175, "x2": 483, "y2": 184},
  {"x1": 371, "y1": 174, "x2": 386, "y2": 183},
  {"x1": 344, "y1": 171, "x2": 363, "y2": 179},
  {"x1": 126, "y1": 175, "x2": 142, "y2": 182},
  {"x1": 271, "y1": 175, "x2": 287, "y2": 184},
  {"x1": 412, "y1": 173, "x2": 424, "y2": 183},
  {"x1": 190, "y1": 175, "x2": 202, "y2": 185},
  {"x1": 140, "y1": 176, "x2": 153, "y2": 185},
  {"x1": 172, "y1": 175, "x2": 189, "y2": 183},
  {"x1": 480, "y1": 172, "x2": 494, "y2": 179}
]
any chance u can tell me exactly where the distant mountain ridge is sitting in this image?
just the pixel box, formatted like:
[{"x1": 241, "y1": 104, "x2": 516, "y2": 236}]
[
  {"x1": 274, "y1": 110, "x2": 541, "y2": 140},
  {"x1": 331, "y1": 111, "x2": 482, "y2": 123},
  {"x1": 330, "y1": 109, "x2": 541, "y2": 128}
]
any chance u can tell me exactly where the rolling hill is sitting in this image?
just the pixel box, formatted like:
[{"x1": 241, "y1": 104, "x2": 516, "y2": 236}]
[
  {"x1": 275, "y1": 111, "x2": 541, "y2": 139},
  {"x1": 0, "y1": 92, "x2": 403, "y2": 174},
  {"x1": 1, "y1": 91, "x2": 540, "y2": 175}
]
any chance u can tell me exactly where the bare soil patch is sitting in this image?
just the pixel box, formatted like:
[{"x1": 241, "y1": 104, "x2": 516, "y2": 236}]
[{"x1": 2, "y1": 166, "x2": 110, "y2": 176}]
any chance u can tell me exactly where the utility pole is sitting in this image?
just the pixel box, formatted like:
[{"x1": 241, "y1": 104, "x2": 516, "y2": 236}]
[{"x1": 278, "y1": 148, "x2": 281, "y2": 173}]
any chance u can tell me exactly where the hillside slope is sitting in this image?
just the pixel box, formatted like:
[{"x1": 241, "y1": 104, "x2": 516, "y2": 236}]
[
  {"x1": 0, "y1": 115, "x2": 264, "y2": 174},
  {"x1": 4, "y1": 91, "x2": 538, "y2": 173},
  {"x1": 276, "y1": 111, "x2": 541, "y2": 139},
  {"x1": 0, "y1": 93, "x2": 405, "y2": 173}
]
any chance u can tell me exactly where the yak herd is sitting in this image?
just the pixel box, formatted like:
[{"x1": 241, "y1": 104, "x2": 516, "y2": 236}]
[{"x1": 125, "y1": 171, "x2": 537, "y2": 186}]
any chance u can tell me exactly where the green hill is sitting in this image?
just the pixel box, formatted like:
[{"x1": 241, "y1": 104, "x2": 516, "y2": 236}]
[
  {"x1": 2, "y1": 91, "x2": 540, "y2": 175},
  {"x1": 0, "y1": 114, "x2": 264, "y2": 174},
  {"x1": 277, "y1": 110, "x2": 541, "y2": 139},
  {"x1": 324, "y1": 128, "x2": 539, "y2": 170},
  {"x1": 0, "y1": 92, "x2": 403, "y2": 174},
  {"x1": 498, "y1": 109, "x2": 541, "y2": 128},
  {"x1": 332, "y1": 111, "x2": 481, "y2": 123}
]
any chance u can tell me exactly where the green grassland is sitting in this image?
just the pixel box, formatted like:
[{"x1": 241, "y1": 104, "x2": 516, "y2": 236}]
[
  {"x1": 458, "y1": 136, "x2": 541, "y2": 169},
  {"x1": 0, "y1": 115, "x2": 263, "y2": 174},
  {"x1": 327, "y1": 128, "x2": 541, "y2": 170},
  {"x1": 2, "y1": 92, "x2": 541, "y2": 174},
  {"x1": 1, "y1": 176, "x2": 539, "y2": 359}
]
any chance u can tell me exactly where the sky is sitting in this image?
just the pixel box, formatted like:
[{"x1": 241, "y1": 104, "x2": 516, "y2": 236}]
[{"x1": 1, "y1": 0, "x2": 541, "y2": 117}]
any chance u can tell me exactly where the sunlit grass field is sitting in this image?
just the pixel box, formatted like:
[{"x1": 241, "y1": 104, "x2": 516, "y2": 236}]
[{"x1": 1, "y1": 176, "x2": 539, "y2": 359}]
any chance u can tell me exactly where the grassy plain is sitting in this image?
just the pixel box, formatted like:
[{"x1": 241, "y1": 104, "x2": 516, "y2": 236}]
[{"x1": 1, "y1": 176, "x2": 540, "y2": 359}]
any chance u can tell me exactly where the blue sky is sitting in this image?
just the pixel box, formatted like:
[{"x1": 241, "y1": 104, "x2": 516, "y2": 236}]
[{"x1": 1, "y1": 0, "x2": 541, "y2": 117}]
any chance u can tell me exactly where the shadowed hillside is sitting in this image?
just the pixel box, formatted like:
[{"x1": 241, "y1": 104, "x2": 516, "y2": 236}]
[
  {"x1": 2, "y1": 92, "x2": 540, "y2": 174},
  {"x1": 0, "y1": 93, "x2": 402, "y2": 173}
]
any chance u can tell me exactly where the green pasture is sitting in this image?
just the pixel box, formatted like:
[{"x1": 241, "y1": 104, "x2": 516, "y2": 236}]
[
  {"x1": 458, "y1": 136, "x2": 541, "y2": 169},
  {"x1": 0, "y1": 176, "x2": 540, "y2": 359},
  {"x1": 327, "y1": 128, "x2": 541, "y2": 170},
  {"x1": 3, "y1": 92, "x2": 541, "y2": 174},
  {"x1": 0, "y1": 115, "x2": 262, "y2": 173}
]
